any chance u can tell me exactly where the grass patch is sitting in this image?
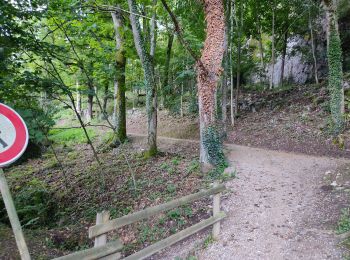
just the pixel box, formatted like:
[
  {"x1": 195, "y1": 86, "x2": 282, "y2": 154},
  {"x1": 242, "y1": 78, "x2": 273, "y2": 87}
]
[
  {"x1": 49, "y1": 128, "x2": 96, "y2": 145},
  {"x1": 337, "y1": 208, "x2": 350, "y2": 234}
]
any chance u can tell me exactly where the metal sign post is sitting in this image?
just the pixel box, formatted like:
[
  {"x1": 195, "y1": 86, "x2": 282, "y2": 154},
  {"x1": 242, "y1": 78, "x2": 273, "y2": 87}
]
[{"x1": 0, "y1": 103, "x2": 30, "y2": 259}]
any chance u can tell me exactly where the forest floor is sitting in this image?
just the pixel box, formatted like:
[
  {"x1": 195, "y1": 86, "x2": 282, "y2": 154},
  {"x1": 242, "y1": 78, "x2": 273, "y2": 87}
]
[{"x1": 2, "y1": 84, "x2": 350, "y2": 259}]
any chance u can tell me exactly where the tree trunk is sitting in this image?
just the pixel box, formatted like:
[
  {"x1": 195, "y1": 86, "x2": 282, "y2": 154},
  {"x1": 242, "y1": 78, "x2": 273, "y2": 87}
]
[
  {"x1": 323, "y1": 0, "x2": 344, "y2": 134},
  {"x1": 234, "y1": 0, "x2": 242, "y2": 115},
  {"x1": 111, "y1": 10, "x2": 127, "y2": 143},
  {"x1": 279, "y1": 30, "x2": 288, "y2": 86},
  {"x1": 221, "y1": 0, "x2": 229, "y2": 135},
  {"x1": 254, "y1": 2, "x2": 264, "y2": 83},
  {"x1": 270, "y1": 3, "x2": 276, "y2": 89},
  {"x1": 197, "y1": 0, "x2": 226, "y2": 170},
  {"x1": 162, "y1": 32, "x2": 174, "y2": 108},
  {"x1": 221, "y1": 58, "x2": 227, "y2": 132},
  {"x1": 102, "y1": 82, "x2": 109, "y2": 116},
  {"x1": 128, "y1": 0, "x2": 157, "y2": 156},
  {"x1": 230, "y1": 0, "x2": 234, "y2": 126},
  {"x1": 180, "y1": 83, "x2": 184, "y2": 117},
  {"x1": 309, "y1": 8, "x2": 319, "y2": 84},
  {"x1": 87, "y1": 85, "x2": 94, "y2": 122},
  {"x1": 76, "y1": 79, "x2": 81, "y2": 115}
]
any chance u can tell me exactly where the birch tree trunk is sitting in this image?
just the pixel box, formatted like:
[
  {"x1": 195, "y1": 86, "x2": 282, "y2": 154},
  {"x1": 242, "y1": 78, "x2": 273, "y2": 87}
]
[
  {"x1": 111, "y1": 9, "x2": 127, "y2": 142},
  {"x1": 128, "y1": 0, "x2": 158, "y2": 156},
  {"x1": 197, "y1": 0, "x2": 226, "y2": 171}
]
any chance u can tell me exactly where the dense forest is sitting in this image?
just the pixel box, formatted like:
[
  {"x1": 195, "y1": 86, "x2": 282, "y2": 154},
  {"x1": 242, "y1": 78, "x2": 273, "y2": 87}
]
[{"x1": 1, "y1": 0, "x2": 350, "y2": 259}]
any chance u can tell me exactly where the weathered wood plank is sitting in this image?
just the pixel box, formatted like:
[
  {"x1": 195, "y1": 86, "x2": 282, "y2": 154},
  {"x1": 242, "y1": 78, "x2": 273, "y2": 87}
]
[
  {"x1": 99, "y1": 252, "x2": 122, "y2": 260},
  {"x1": 89, "y1": 184, "x2": 226, "y2": 238},
  {"x1": 54, "y1": 240, "x2": 123, "y2": 260},
  {"x1": 123, "y1": 212, "x2": 226, "y2": 260},
  {"x1": 94, "y1": 211, "x2": 110, "y2": 247}
]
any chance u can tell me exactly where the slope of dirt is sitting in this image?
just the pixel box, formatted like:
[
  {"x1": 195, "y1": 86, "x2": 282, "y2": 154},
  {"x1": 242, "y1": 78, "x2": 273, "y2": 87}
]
[
  {"x1": 228, "y1": 85, "x2": 350, "y2": 158},
  {"x1": 157, "y1": 141, "x2": 350, "y2": 260},
  {"x1": 127, "y1": 84, "x2": 350, "y2": 158}
]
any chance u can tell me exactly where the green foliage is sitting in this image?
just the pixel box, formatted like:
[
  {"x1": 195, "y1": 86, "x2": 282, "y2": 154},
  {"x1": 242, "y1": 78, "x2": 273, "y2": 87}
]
[
  {"x1": 16, "y1": 105, "x2": 55, "y2": 145},
  {"x1": 203, "y1": 234, "x2": 214, "y2": 248},
  {"x1": 49, "y1": 128, "x2": 96, "y2": 145},
  {"x1": 337, "y1": 208, "x2": 350, "y2": 234},
  {"x1": 202, "y1": 126, "x2": 226, "y2": 167},
  {"x1": 328, "y1": 28, "x2": 345, "y2": 135},
  {"x1": 5, "y1": 179, "x2": 56, "y2": 228},
  {"x1": 186, "y1": 160, "x2": 200, "y2": 175}
]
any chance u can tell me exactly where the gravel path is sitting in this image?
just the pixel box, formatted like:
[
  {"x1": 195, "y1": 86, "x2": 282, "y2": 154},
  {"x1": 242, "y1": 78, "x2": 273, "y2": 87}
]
[{"x1": 155, "y1": 139, "x2": 349, "y2": 260}]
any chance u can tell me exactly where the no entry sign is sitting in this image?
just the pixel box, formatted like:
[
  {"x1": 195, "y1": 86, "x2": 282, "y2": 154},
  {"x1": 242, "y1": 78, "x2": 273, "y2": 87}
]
[
  {"x1": 0, "y1": 103, "x2": 31, "y2": 259},
  {"x1": 0, "y1": 103, "x2": 29, "y2": 167}
]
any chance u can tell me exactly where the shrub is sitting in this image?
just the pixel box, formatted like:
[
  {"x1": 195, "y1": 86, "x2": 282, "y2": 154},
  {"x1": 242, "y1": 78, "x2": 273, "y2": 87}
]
[{"x1": 0, "y1": 179, "x2": 57, "y2": 228}]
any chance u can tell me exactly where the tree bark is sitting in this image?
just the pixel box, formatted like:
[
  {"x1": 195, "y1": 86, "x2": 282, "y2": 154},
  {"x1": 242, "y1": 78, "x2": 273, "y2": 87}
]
[
  {"x1": 87, "y1": 85, "x2": 94, "y2": 122},
  {"x1": 111, "y1": 9, "x2": 127, "y2": 143},
  {"x1": 309, "y1": 8, "x2": 319, "y2": 84},
  {"x1": 279, "y1": 30, "x2": 288, "y2": 86},
  {"x1": 323, "y1": 0, "x2": 344, "y2": 134},
  {"x1": 76, "y1": 78, "x2": 81, "y2": 115},
  {"x1": 270, "y1": 3, "x2": 276, "y2": 89},
  {"x1": 221, "y1": 0, "x2": 229, "y2": 134},
  {"x1": 102, "y1": 82, "x2": 109, "y2": 116},
  {"x1": 197, "y1": 0, "x2": 226, "y2": 170},
  {"x1": 230, "y1": 0, "x2": 234, "y2": 126},
  {"x1": 162, "y1": 31, "x2": 174, "y2": 108},
  {"x1": 234, "y1": 0, "x2": 242, "y2": 115},
  {"x1": 128, "y1": 0, "x2": 158, "y2": 156}
]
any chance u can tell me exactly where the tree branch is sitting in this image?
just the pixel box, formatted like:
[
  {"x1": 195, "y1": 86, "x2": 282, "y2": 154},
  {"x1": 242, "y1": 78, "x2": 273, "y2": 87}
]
[{"x1": 160, "y1": 0, "x2": 204, "y2": 70}]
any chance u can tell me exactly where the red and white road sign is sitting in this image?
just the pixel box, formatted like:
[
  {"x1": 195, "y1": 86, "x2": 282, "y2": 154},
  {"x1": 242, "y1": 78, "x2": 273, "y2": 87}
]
[{"x1": 0, "y1": 103, "x2": 29, "y2": 167}]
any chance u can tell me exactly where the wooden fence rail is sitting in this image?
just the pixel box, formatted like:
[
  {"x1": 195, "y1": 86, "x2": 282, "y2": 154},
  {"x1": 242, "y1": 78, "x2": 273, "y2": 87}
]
[
  {"x1": 54, "y1": 183, "x2": 226, "y2": 260},
  {"x1": 89, "y1": 184, "x2": 226, "y2": 238}
]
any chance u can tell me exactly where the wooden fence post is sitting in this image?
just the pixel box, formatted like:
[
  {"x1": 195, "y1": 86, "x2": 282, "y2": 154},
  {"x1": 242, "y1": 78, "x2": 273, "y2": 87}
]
[
  {"x1": 212, "y1": 182, "x2": 221, "y2": 240},
  {"x1": 0, "y1": 168, "x2": 31, "y2": 260},
  {"x1": 94, "y1": 211, "x2": 110, "y2": 247},
  {"x1": 94, "y1": 211, "x2": 122, "y2": 260}
]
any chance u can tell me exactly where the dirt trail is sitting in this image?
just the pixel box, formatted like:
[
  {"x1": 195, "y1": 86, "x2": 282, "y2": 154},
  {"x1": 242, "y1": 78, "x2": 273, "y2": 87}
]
[{"x1": 149, "y1": 136, "x2": 349, "y2": 260}]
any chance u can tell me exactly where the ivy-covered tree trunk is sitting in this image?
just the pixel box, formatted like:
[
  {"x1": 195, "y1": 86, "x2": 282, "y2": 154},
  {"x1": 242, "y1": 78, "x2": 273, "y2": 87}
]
[
  {"x1": 111, "y1": 10, "x2": 127, "y2": 143},
  {"x1": 323, "y1": 0, "x2": 344, "y2": 134},
  {"x1": 197, "y1": 0, "x2": 225, "y2": 171},
  {"x1": 234, "y1": 0, "x2": 242, "y2": 115},
  {"x1": 270, "y1": 2, "x2": 276, "y2": 89},
  {"x1": 221, "y1": 0, "x2": 230, "y2": 135},
  {"x1": 128, "y1": 0, "x2": 157, "y2": 156}
]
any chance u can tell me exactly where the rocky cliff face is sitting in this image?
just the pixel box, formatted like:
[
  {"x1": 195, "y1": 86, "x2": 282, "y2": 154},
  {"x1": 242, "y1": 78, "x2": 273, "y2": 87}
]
[{"x1": 250, "y1": 7, "x2": 350, "y2": 88}]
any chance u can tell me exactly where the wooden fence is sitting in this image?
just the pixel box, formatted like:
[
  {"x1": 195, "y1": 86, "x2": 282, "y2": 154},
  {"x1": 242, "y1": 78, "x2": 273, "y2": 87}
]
[{"x1": 54, "y1": 183, "x2": 226, "y2": 260}]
